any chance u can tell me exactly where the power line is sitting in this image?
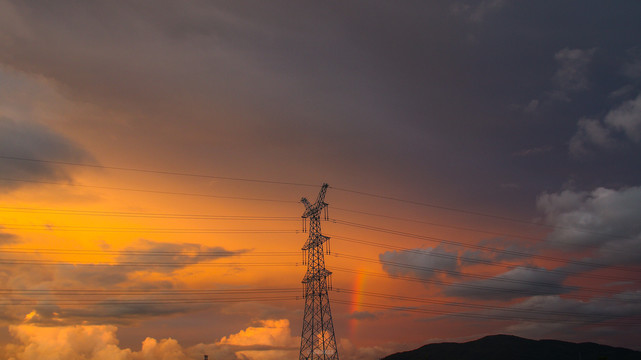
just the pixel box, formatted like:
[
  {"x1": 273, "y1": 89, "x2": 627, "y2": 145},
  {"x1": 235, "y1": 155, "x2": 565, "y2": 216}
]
[
  {"x1": 3, "y1": 286, "x2": 635, "y2": 321},
  {"x1": 331, "y1": 236, "x2": 638, "y2": 282},
  {"x1": 329, "y1": 220, "x2": 634, "y2": 270},
  {"x1": 330, "y1": 299, "x2": 641, "y2": 326},
  {"x1": 0, "y1": 178, "x2": 297, "y2": 203},
  {"x1": 330, "y1": 267, "x2": 641, "y2": 304},
  {"x1": 1, "y1": 203, "x2": 628, "y2": 264},
  {"x1": 331, "y1": 232, "x2": 639, "y2": 274},
  {"x1": 332, "y1": 252, "x2": 626, "y2": 296},
  {"x1": 0, "y1": 296, "x2": 300, "y2": 306},
  {"x1": 0, "y1": 288, "x2": 300, "y2": 295},
  {"x1": 0, "y1": 206, "x2": 299, "y2": 220},
  {"x1": 333, "y1": 288, "x2": 639, "y2": 321},
  {"x1": 2, "y1": 286, "x2": 637, "y2": 325},
  {"x1": 331, "y1": 186, "x2": 538, "y2": 225},
  {"x1": 1, "y1": 156, "x2": 633, "y2": 246},
  {"x1": 0, "y1": 155, "x2": 318, "y2": 188},
  {"x1": 0, "y1": 248, "x2": 298, "y2": 257},
  {"x1": 331, "y1": 187, "x2": 636, "y2": 243},
  {"x1": 2, "y1": 204, "x2": 632, "y2": 252},
  {"x1": 332, "y1": 207, "x2": 633, "y2": 250},
  {"x1": 0, "y1": 258, "x2": 300, "y2": 267},
  {"x1": 1, "y1": 245, "x2": 633, "y2": 292},
  {"x1": 333, "y1": 206, "x2": 542, "y2": 238},
  {"x1": 1, "y1": 224, "x2": 298, "y2": 234}
]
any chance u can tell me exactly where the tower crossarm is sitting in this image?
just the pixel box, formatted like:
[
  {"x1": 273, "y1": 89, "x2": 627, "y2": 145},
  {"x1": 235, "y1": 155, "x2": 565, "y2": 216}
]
[
  {"x1": 302, "y1": 234, "x2": 330, "y2": 251},
  {"x1": 301, "y1": 183, "x2": 329, "y2": 218},
  {"x1": 301, "y1": 268, "x2": 332, "y2": 284}
]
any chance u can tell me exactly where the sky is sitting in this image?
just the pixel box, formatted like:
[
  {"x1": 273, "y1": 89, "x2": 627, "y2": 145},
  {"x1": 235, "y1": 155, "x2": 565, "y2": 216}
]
[{"x1": 1, "y1": 1, "x2": 641, "y2": 359}]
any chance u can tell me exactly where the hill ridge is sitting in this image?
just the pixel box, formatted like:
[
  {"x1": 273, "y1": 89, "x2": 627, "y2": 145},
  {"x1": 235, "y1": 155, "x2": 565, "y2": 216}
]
[{"x1": 382, "y1": 334, "x2": 641, "y2": 360}]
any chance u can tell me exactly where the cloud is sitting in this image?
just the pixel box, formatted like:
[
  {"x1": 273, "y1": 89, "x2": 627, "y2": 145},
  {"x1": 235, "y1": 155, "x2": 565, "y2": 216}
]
[
  {"x1": 134, "y1": 337, "x2": 186, "y2": 360},
  {"x1": 554, "y1": 47, "x2": 596, "y2": 95},
  {"x1": 62, "y1": 303, "x2": 201, "y2": 327},
  {"x1": 217, "y1": 319, "x2": 297, "y2": 347},
  {"x1": 502, "y1": 292, "x2": 641, "y2": 348},
  {"x1": 0, "y1": 0, "x2": 455, "y2": 196},
  {"x1": 0, "y1": 228, "x2": 19, "y2": 245},
  {"x1": 604, "y1": 93, "x2": 641, "y2": 142},
  {"x1": 379, "y1": 246, "x2": 459, "y2": 280},
  {"x1": 116, "y1": 239, "x2": 245, "y2": 274},
  {"x1": 444, "y1": 266, "x2": 570, "y2": 300},
  {"x1": 0, "y1": 117, "x2": 92, "y2": 193},
  {"x1": 609, "y1": 84, "x2": 635, "y2": 98},
  {"x1": 4, "y1": 320, "x2": 301, "y2": 360},
  {"x1": 537, "y1": 186, "x2": 641, "y2": 265},
  {"x1": 513, "y1": 145, "x2": 553, "y2": 157},
  {"x1": 349, "y1": 311, "x2": 377, "y2": 320},
  {"x1": 523, "y1": 99, "x2": 539, "y2": 113},
  {"x1": 537, "y1": 186, "x2": 641, "y2": 244},
  {"x1": 450, "y1": 0, "x2": 507, "y2": 22},
  {"x1": 215, "y1": 319, "x2": 298, "y2": 360},
  {"x1": 569, "y1": 118, "x2": 615, "y2": 156},
  {"x1": 1, "y1": 0, "x2": 639, "y2": 219},
  {"x1": 462, "y1": 237, "x2": 533, "y2": 263},
  {"x1": 5, "y1": 324, "x2": 132, "y2": 360},
  {"x1": 0, "y1": 239, "x2": 247, "y2": 325},
  {"x1": 4, "y1": 324, "x2": 192, "y2": 360},
  {"x1": 569, "y1": 93, "x2": 641, "y2": 156},
  {"x1": 622, "y1": 47, "x2": 641, "y2": 79},
  {"x1": 515, "y1": 292, "x2": 641, "y2": 319},
  {"x1": 190, "y1": 319, "x2": 299, "y2": 360}
]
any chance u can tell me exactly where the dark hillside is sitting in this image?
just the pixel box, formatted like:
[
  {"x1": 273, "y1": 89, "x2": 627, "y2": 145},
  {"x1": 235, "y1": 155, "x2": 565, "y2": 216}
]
[{"x1": 382, "y1": 334, "x2": 641, "y2": 360}]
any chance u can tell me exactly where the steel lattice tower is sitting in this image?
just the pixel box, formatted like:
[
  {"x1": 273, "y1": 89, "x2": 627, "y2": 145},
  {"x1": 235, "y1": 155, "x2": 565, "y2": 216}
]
[{"x1": 299, "y1": 183, "x2": 339, "y2": 360}]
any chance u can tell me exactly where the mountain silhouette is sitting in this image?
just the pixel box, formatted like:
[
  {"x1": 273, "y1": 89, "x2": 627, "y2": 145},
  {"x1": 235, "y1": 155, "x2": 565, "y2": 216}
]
[{"x1": 382, "y1": 334, "x2": 641, "y2": 360}]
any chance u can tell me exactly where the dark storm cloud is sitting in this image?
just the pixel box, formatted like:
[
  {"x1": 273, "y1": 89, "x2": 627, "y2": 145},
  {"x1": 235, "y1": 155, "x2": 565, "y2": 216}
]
[
  {"x1": 509, "y1": 293, "x2": 641, "y2": 320},
  {"x1": 503, "y1": 292, "x2": 641, "y2": 349},
  {"x1": 444, "y1": 266, "x2": 570, "y2": 300},
  {"x1": 461, "y1": 237, "x2": 534, "y2": 263},
  {"x1": 1, "y1": 1, "x2": 641, "y2": 217},
  {"x1": 379, "y1": 246, "x2": 459, "y2": 280},
  {"x1": 0, "y1": 117, "x2": 92, "y2": 193}
]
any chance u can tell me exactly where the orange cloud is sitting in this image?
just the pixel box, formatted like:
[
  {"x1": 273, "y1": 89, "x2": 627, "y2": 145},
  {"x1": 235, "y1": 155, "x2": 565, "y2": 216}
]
[
  {"x1": 6, "y1": 324, "x2": 131, "y2": 360},
  {"x1": 218, "y1": 319, "x2": 297, "y2": 347},
  {"x1": 4, "y1": 320, "x2": 302, "y2": 360}
]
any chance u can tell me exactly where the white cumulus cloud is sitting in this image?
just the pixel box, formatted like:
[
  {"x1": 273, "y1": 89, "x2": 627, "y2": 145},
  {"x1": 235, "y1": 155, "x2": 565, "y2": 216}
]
[{"x1": 537, "y1": 185, "x2": 641, "y2": 265}]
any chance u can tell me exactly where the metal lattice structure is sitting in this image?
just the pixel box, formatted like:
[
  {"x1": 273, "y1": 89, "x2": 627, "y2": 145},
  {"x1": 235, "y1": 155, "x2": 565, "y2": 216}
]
[{"x1": 299, "y1": 183, "x2": 339, "y2": 360}]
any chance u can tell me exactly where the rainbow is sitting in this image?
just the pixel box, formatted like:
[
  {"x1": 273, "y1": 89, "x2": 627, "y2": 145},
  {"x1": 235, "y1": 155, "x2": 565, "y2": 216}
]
[{"x1": 348, "y1": 270, "x2": 366, "y2": 336}]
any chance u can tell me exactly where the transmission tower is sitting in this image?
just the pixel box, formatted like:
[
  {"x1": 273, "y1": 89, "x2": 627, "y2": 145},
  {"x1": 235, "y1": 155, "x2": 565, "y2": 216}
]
[{"x1": 299, "y1": 183, "x2": 339, "y2": 360}]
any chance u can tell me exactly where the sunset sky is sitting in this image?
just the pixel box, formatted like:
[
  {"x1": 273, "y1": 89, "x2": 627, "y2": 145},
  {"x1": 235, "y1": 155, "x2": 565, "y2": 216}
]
[{"x1": 1, "y1": 1, "x2": 641, "y2": 359}]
